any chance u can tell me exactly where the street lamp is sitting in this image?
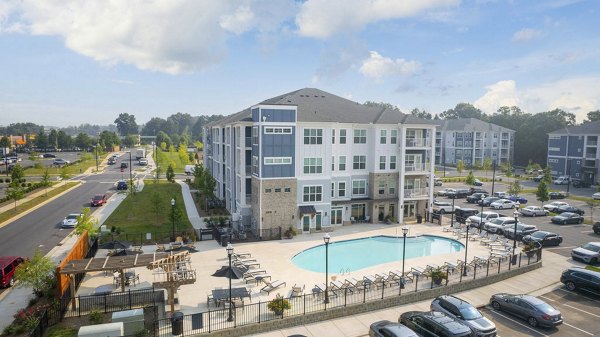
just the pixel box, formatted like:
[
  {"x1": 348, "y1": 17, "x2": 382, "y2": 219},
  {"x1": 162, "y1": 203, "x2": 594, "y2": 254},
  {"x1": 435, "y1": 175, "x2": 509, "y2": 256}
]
[
  {"x1": 450, "y1": 196, "x2": 456, "y2": 228},
  {"x1": 463, "y1": 219, "x2": 471, "y2": 276},
  {"x1": 95, "y1": 143, "x2": 99, "y2": 172},
  {"x1": 226, "y1": 243, "x2": 234, "y2": 322},
  {"x1": 171, "y1": 198, "x2": 176, "y2": 240},
  {"x1": 479, "y1": 194, "x2": 485, "y2": 233},
  {"x1": 512, "y1": 202, "x2": 520, "y2": 265},
  {"x1": 323, "y1": 233, "x2": 330, "y2": 304},
  {"x1": 128, "y1": 151, "x2": 133, "y2": 194},
  {"x1": 401, "y1": 224, "x2": 409, "y2": 288}
]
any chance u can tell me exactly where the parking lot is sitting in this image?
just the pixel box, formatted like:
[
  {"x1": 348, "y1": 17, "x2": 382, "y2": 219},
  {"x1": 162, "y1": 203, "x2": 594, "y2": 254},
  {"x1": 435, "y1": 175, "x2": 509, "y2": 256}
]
[
  {"x1": 0, "y1": 152, "x2": 83, "y2": 174},
  {"x1": 481, "y1": 287, "x2": 600, "y2": 336}
]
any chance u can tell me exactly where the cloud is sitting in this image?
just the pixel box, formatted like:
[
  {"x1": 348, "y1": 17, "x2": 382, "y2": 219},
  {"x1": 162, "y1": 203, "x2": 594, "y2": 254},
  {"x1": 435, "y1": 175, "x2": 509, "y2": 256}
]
[
  {"x1": 474, "y1": 80, "x2": 520, "y2": 113},
  {"x1": 2, "y1": 0, "x2": 295, "y2": 74},
  {"x1": 296, "y1": 0, "x2": 460, "y2": 38},
  {"x1": 359, "y1": 51, "x2": 420, "y2": 80},
  {"x1": 512, "y1": 28, "x2": 543, "y2": 42}
]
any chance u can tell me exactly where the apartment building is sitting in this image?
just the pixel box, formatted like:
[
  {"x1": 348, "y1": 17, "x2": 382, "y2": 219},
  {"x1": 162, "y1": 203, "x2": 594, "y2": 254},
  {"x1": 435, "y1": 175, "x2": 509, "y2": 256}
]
[
  {"x1": 547, "y1": 120, "x2": 600, "y2": 184},
  {"x1": 434, "y1": 118, "x2": 515, "y2": 167},
  {"x1": 203, "y1": 88, "x2": 436, "y2": 236}
]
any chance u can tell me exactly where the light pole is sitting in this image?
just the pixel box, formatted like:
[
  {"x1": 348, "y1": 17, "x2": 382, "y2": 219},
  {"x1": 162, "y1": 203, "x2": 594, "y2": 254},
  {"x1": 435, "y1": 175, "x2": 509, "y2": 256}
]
[
  {"x1": 463, "y1": 219, "x2": 471, "y2": 276},
  {"x1": 450, "y1": 196, "x2": 456, "y2": 228},
  {"x1": 95, "y1": 143, "x2": 99, "y2": 172},
  {"x1": 128, "y1": 151, "x2": 133, "y2": 194},
  {"x1": 491, "y1": 160, "x2": 497, "y2": 196},
  {"x1": 323, "y1": 233, "x2": 330, "y2": 304},
  {"x1": 226, "y1": 243, "x2": 234, "y2": 322},
  {"x1": 401, "y1": 224, "x2": 408, "y2": 287},
  {"x1": 171, "y1": 198, "x2": 176, "y2": 241},
  {"x1": 512, "y1": 203, "x2": 520, "y2": 265},
  {"x1": 479, "y1": 194, "x2": 485, "y2": 233}
]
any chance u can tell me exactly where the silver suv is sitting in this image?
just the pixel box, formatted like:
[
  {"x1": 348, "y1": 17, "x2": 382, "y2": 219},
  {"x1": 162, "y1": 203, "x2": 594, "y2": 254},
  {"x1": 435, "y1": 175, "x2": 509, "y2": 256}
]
[
  {"x1": 483, "y1": 217, "x2": 516, "y2": 234},
  {"x1": 431, "y1": 295, "x2": 496, "y2": 337}
]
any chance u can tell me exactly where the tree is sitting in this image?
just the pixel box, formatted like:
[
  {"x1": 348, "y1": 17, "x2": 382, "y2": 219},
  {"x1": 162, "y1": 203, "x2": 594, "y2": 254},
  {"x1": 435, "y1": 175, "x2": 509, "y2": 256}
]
[
  {"x1": 57, "y1": 130, "x2": 72, "y2": 150},
  {"x1": 155, "y1": 166, "x2": 162, "y2": 183},
  {"x1": 150, "y1": 192, "x2": 163, "y2": 225},
  {"x1": 74, "y1": 132, "x2": 92, "y2": 150},
  {"x1": 41, "y1": 168, "x2": 50, "y2": 196},
  {"x1": 6, "y1": 182, "x2": 24, "y2": 212},
  {"x1": 166, "y1": 164, "x2": 175, "y2": 182},
  {"x1": 178, "y1": 145, "x2": 190, "y2": 165},
  {"x1": 536, "y1": 180, "x2": 549, "y2": 205},
  {"x1": 35, "y1": 131, "x2": 48, "y2": 151},
  {"x1": 122, "y1": 135, "x2": 137, "y2": 148},
  {"x1": 114, "y1": 113, "x2": 139, "y2": 136},
  {"x1": 202, "y1": 169, "x2": 216, "y2": 201},
  {"x1": 10, "y1": 164, "x2": 24, "y2": 183},
  {"x1": 585, "y1": 110, "x2": 600, "y2": 123},
  {"x1": 543, "y1": 166, "x2": 553, "y2": 184},
  {"x1": 482, "y1": 157, "x2": 492, "y2": 177},
  {"x1": 0, "y1": 136, "x2": 9, "y2": 148},
  {"x1": 508, "y1": 180, "x2": 522, "y2": 196},
  {"x1": 465, "y1": 171, "x2": 475, "y2": 185},
  {"x1": 456, "y1": 160, "x2": 464, "y2": 176},
  {"x1": 141, "y1": 117, "x2": 167, "y2": 136},
  {"x1": 99, "y1": 131, "x2": 121, "y2": 150},
  {"x1": 60, "y1": 167, "x2": 70, "y2": 185},
  {"x1": 48, "y1": 129, "x2": 58, "y2": 149},
  {"x1": 73, "y1": 208, "x2": 98, "y2": 237},
  {"x1": 167, "y1": 112, "x2": 194, "y2": 136},
  {"x1": 410, "y1": 108, "x2": 433, "y2": 119},
  {"x1": 363, "y1": 101, "x2": 401, "y2": 112},
  {"x1": 169, "y1": 198, "x2": 184, "y2": 234},
  {"x1": 156, "y1": 131, "x2": 172, "y2": 149},
  {"x1": 14, "y1": 249, "x2": 55, "y2": 296},
  {"x1": 439, "y1": 103, "x2": 485, "y2": 120}
]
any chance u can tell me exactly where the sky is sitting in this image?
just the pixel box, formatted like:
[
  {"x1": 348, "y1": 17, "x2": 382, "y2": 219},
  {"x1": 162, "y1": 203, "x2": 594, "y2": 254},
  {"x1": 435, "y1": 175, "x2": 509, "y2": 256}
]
[{"x1": 0, "y1": 0, "x2": 599, "y2": 127}]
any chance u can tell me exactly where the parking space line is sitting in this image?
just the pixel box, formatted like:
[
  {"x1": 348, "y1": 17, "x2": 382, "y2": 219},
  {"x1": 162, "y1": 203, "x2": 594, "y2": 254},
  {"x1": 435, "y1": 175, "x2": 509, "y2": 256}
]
[
  {"x1": 580, "y1": 230, "x2": 594, "y2": 233},
  {"x1": 545, "y1": 246, "x2": 576, "y2": 250},
  {"x1": 563, "y1": 322, "x2": 594, "y2": 336},
  {"x1": 562, "y1": 304, "x2": 600, "y2": 318},
  {"x1": 557, "y1": 288, "x2": 600, "y2": 302},
  {"x1": 486, "y1": 310, "x2": 549, "y2": 337}
]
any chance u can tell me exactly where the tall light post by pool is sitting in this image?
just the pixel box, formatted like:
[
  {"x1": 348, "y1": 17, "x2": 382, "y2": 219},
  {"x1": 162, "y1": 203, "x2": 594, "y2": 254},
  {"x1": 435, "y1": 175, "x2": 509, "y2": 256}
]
[
  {"x1": 323, "y1": 233, "x2": 330, "y2": 304},
  {"x1": 226, "y1": 243, "x2": 234, "y2": 322},
  {"x1": 401, "y1": 224, "x2": 409, "y2": 286},
  {"x1": 479, "y1": 194, "x2": 485, "y2": 233},
  {"x1": 463, "y1": 219, "x2": 471, "y2": 276},
  {"x1": 450, "y1": 196, "x2": 456, "y2": 228},
  {"x1": 512, "y1": 202, "x2": 520, "y2": 265},
  {"x1": 171, "y1": 198, "x2": 176, "y2": 240},
  {"x1": 491, "y1": 160, "x2": 497, "y2": 196},
  {"x1": 95, "y1": 143, "x2": 99, "y2": 172}
]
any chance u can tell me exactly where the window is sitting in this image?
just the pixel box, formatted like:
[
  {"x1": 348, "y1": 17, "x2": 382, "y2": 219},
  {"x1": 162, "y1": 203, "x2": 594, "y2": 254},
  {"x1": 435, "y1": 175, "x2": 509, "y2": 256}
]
[
  {"x1": 284, "y1": 187, "x2": 291, "y2": 193},
  {"x1": 353, "y1": 129, "x2": 367, "y2": 143},
  {"x1": 264, "y1": 157, "x2": 292, "y2": 165},
  {"x1": 339, "y1": 129, "x2": 347, "y2": 144},
  {"x1": 338, "y1": 182, "x2": 346, "y2": 197},
  {"x1": 390, "y1": 155, "x2": 397, "y2": 169},
  {"x1": 303, "y1": 157, "x2": 323, "y2": 174},
  {"x1": 390, "y1": 130, "x2": 397, "y2": 144},
  {"x1": 331, "y1": 156, "x2": 335, "y2": 171},
  {"x1": 353, "y1": 155, "x2": 366, "y2": 170},
  {"x1": 252, "y1": 126, "x2": 258, "y2": 145},
  {"x1": 264, "y1": 127, "x2": 292, "y2": 134},
  {"x1": 339, "y1": 156, "x2": 346, "y2": 171},
  {"x1": 303, "y1": 185, "x2": 322, "y2": 202},
  {"x1": 379, "y1": 156, "x2": 386, "y2": 170},
  {"x1": 265, "y1": 188, "x2": 272, "y2": 193},
  {"x1": 378, "y1": 181, "x2": 385, "y2": 195},
  {"x1": 252, "y1": 156, "x2": 258, "y2": 175},
  {"x1": 352, "y1": 180, "x2": 366, "y2": 195},
  {"x1": 389, "y1": 180, "x2": 395, "y2": 195},
  {"x1": 304, "y1": 128, "x2": 323, "y2": 144},
  {"x1": 332, "y1": 129, "x2": 335, "y2": 144},
  {"x1": 274, "y1": 188, "x2": 281, "y2": 192},
  {"x1": 331, "y1": 182, "x2": 335, "y2": 197},
  {"x1": 380, "y1": 130, "x2": 387, "y2": 144}
]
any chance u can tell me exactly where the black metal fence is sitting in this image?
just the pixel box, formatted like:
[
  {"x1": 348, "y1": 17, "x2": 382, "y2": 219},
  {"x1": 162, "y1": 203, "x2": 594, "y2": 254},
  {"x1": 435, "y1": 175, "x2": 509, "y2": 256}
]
[
  {"x1": 150, "y1": 249, "x2": 542, "y2": 336},
  {"x1": 98, "y1": 229, "x2": 199, "y2": 245}
]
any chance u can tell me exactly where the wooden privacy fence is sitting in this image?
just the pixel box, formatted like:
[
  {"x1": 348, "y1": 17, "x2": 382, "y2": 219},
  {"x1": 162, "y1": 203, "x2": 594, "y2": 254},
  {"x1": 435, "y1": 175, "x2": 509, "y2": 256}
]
[{"x1": 56, "y1": 230, "x2": 89, "y2": 295}]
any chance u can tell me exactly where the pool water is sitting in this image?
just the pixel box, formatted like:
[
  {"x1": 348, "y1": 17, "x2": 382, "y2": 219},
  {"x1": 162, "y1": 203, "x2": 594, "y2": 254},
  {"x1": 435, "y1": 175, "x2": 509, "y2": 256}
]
[{"x1": 291, "y1": 235, "x2": 463, "y2": 273}]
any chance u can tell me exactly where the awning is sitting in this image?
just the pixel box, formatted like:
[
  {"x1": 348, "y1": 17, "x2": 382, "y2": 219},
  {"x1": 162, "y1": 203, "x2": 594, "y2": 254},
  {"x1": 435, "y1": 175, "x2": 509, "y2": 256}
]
[{"x1": 298, "y1": 205, "x2": 317, "y2": 215}]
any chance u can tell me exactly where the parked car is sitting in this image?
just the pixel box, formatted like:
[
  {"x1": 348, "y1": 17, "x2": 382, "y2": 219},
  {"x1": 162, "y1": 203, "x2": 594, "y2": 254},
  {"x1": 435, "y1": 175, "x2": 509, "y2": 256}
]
[
  {"x1": 532, "y1": 175, "x2": 544, "y2": 182},
  {"x1": 42, "y1": 153, "x2": 56, "y2": 158},
  {"x1": 571, "y1": 179, "x2": 591, "y2": 188},
  {"x1": 53, "y1": 158, "x2": 70, "y2": 166},
  {"x1": 430, "y1": 295, "x2": 497, "y2": 337},
  {"x1": 594, "y1": 222, "x2": 600, "y2": 234},
  {"x1": 468, "y1": 212, "x2": 501, "y2": 228},
  {"x1": 551, "y1": 212, "x2": 584, "y2": 225},
  {"x1": 91, "y1": 194, "x2": 108, "y2": 207},
  {"x1": 493, "y1": 191, "x2": 509, "y2": 198},
  {"x1": 553, "y1": 176, "x2": 570, "y2": 185},
  {"x1": 466, "y1": 192, "x2": 487, "y2": 203},
  {"x1": 369, "y1": 320, "x2": 418, "y2": 337},
  {"x1": 472, "y1": 179, "x2": 483, "y2": 186},
  {"x1": 107, "y1": 157, "x2": 116, "y2": 165},
  {"x1": 447, "y1": 189, "x2": 470, "y2": 199},
  {"x1": 571, "y1": 242, "x2": 600, "y2": 264},
  {"x1": 468, "y1": 187, "x2": 488, "y2": 195},
  {"x1": 556, "y1": 205, "x2": 585, "y2": 216},
  {"x1": 490, "y1": 199, "x2": 518, "y2": 210},
  {"x1": 483, "y1": 217, "x2": 517, "y2": 234},
  {"x1": 479, "y1": 197, "x2": 500, "y2": 207},
  {"x1": 455, "y1": 208, "x2": 480, "y2": 225},
  {"x1": 0, "y1": 256, "x2": 25, "y2": 288},
  {"x1": 399, "y1": 311, "x2": 474, "y2": 337},
  {"x1": 543, "y1": 201, "x2": 569, "y2": 213},
  {"x1": 116, "y1": 180, "x2": 128, "y2": 190},
  {"x1": 560, "y1": 267, "x2": 600, "y2": 292},
  {"x1": 593, "y1": 192, "x2": 600, "y2": 200},
  {"x1": 507, "y1": 195, "x2": 528, "y2": 204},
  {"x1": 437, "y1": 188, "x2": 456, "y2": 197},
  {"x1": 61, "y1": 213, "x2": 81, "y2": 228},
  {"x1": 520, "y1": 206, "x2": 549, "y2": 217},
  {"x1": 522, "y1": 231, "x2": 562, "y2": 247},
  {"x1": 434, "y1": 178, "x2": 443, "y2": 187},
  {"x1": 432, "y1": 201, "x2": 456, "y2": 214},
  {"x1": 549, "y1": 192, "x2": 567, "y2": 199},
  {"x1": 489, "y1": 293, "x2": 562, "y2": 328},
  {"x1": 503, "y1": 223, "x2": 538, "y2": 240},
  {"x1": 139, "y1": 158, "x2": 148, "y2": 166},
  {"x1": 120, "y1": 162, "x2": 128, "y2": 169}
]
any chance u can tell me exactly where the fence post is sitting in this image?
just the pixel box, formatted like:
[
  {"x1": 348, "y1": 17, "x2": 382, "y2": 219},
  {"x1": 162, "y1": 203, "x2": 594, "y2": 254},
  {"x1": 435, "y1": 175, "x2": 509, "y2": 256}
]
[
  {"x1": 498, "y1": 259, "x2": 501, "y2": 274},
  {"x1": 473, "y1": 264, "x2": 477, "y2": 280},
  {"x1": 303, "y1": 294, "x2": 306, "y2": 315},
  {"x1": 208, "y1": 308, "x2": 211, "y2": 333},
  {"x1": 258, "y1": 301, "x2": 261, "y2": 323},
  {"x1": 344, "y1": 288, "x2": 348, "y2": 307},
  {"x1": 414, "y1": 277, "x2": 418, "y2": 293},
  {"x1": 486, "y1": 260, "x2": 490, "y2": 277},
  {"x1": 78, "y1": 295, "x2": 81, "y2": 317},
  {"x1": 430, "y1": 276, "x2": 434, "y2": 289},
  {"x1": 363, "y1": 283, "x2": 366, "y2": 303},
  {"x1": 381, "y1": 281, "x2": 385, "y2": 299}
]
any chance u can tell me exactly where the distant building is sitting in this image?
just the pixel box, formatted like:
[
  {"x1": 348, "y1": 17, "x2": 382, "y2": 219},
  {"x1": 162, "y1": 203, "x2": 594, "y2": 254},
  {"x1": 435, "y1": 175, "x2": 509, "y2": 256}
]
[
  {"x1": 547, "y1": 120, "x2": 600, "y2": 184},
  {"x1": 203, "y1": 88, "x2": 437, "y2": 237},
  {"x1": 434, "y1": 118, "x2": 515, "y2": 167}
]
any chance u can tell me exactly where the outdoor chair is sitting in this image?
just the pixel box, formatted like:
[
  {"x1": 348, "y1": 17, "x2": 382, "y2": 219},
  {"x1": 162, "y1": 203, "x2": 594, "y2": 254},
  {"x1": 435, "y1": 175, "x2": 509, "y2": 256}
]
[
  {"x1": 444, "y1": 261, "x2": 459, "y2": 275},
  {"x1": 260, "y1": 280, "x2": 286, "y2": 294},
  {"x1": 480, "y1": 234, "x2": 498, "y2": 246},
  {"x1": 232, "y1": 251, "x2": 252, "y2": 259},
  {"x1": 290, "y1": 284, "x2": 305, "y2": 298},
  {"x1": 489, "y1": 238, "x2": 510, "y2": 249},
  {"x1": 234, "y1": 260, "x2": 261, "y2": 269},
  {"x1": 346, "y1": 277, "x2": 369, "y2": 292},
  {"x1": 131, "y1": 245, "x2": 143, "y2": 253},
  {"x1": 155, "y1": 243, "x2": 166, "y2": 252}
]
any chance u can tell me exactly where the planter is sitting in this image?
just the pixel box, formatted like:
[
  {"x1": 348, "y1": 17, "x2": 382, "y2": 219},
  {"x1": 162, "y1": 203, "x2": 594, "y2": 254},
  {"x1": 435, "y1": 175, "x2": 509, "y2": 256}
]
[{"x1": 433, "y1": 277, "x2": 444, "y2": 285}]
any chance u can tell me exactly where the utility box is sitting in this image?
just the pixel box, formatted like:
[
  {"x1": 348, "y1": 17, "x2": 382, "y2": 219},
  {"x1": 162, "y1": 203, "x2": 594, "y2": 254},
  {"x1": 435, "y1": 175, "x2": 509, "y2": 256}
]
[
  {"x1": 78, "y1": 322, "x2": 123, "y2": 337},
  {"x1": 111, "y1": 309, "x2": 144, "y2": 336}
]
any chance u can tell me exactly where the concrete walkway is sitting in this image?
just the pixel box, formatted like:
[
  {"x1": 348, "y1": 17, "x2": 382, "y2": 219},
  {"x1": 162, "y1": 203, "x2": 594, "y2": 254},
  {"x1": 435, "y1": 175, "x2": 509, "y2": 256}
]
[{"x1": 177, "y1": 180, "x2": 205, "y2": 230}]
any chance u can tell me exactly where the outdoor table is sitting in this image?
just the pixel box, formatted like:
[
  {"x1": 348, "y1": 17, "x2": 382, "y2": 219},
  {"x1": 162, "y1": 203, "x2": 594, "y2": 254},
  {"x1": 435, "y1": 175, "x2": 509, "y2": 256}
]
[{"x1": 212, "y1": 287, "x2": 251, "y2": 305}]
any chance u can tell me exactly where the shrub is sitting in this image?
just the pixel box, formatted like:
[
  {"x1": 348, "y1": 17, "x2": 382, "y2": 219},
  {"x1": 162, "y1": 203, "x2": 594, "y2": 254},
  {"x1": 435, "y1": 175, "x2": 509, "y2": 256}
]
[
  {"x1": 89, "y1": 309, "x2": 103, "y2": 324},
  {"x1": 267, "y1": 294, "x2": 291, "y2": 315}
]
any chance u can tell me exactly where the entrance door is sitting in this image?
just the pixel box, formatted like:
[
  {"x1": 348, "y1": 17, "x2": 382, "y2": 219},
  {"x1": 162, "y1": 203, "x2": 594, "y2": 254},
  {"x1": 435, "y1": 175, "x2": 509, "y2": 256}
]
[
  {"x1": 378, "y1": 205, "x2": 385, "y2": 221},
  {"x1": 316, "y1": 213, "x2": 322, "y2": 231},
  {"x1": 331, "y1": 208, "x2": 343, "y2": 225},
  {"x1": 302, "y1": 215, "x2": 310, "y2": 232}
]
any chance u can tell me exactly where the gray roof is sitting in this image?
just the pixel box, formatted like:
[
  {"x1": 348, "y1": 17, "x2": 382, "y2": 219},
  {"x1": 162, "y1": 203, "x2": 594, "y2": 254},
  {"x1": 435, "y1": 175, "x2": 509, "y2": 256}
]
[
  {"x1": 548, "y1": 120, "x2": 600, "y2": 135},
  {"x1": 206, "y1": 88, "x2": 437, "y2": 127},
  {"x1": 434, "y1": 118, "x2": 515, "y2": 132}
]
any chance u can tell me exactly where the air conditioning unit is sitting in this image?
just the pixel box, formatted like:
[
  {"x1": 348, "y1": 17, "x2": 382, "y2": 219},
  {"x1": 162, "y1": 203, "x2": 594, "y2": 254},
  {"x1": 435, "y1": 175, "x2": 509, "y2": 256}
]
[{"x1": 111, "y1": 309, "x2": 144, "y2": 336}]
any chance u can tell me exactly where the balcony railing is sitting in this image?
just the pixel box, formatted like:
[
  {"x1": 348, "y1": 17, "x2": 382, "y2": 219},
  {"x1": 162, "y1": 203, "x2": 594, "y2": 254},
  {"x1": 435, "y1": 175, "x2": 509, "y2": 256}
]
[
  {"x1": 587, "y1": 141, "x2": 598, "y2": 146},
  {"x1": 403, "y1": 187, "x2": 429, "y2": 198},
  {"x1": 245, "y1": 137, "x2": 252, "y2": 147},
  {"x1": 404, "y1": 164, "x2": 427, "y2": 172},
  {"x1": 405, "y1": 138, "x2": 431, "y2": 147},
  {"x1": 245, "y1": 165, "x2": 252, "y2": 175}
]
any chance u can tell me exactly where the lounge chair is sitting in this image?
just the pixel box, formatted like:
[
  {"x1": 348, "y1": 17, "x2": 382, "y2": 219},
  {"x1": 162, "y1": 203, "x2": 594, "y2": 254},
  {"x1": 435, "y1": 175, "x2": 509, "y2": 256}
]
[
  {"x1": 242, "y1": 269, "x2": 267, "y2": 276},
  {"x1": 364, "y1": 274, "x2": 386, "y2": 289},
  {"x1": 233, "y1": 251, "x2": 252, "y2": 259},
  {"x1": 444, "y1": 261, "x2": 459, "y2": 275},
  {"x1": 260, "y1": 280, "x2": 286, "y2": 294},
  {"x1": 244, "y1": 273, "x2": 271, "y2": 284},
  {"x1": 489, "y1": 238, "x2": 510, "y2": 249},
  {"x1": 346, "y1": 277, "x2": 369, "y2": 292},
  {"x1": 290, "y1": 284, "x2": 305, "y2": 298},
  {"x1": 234, "y1": 260, "x2": 261, "y2": 269},
  {"x1": 480, "y1": 234, "x2": 498, "y2": 246}
]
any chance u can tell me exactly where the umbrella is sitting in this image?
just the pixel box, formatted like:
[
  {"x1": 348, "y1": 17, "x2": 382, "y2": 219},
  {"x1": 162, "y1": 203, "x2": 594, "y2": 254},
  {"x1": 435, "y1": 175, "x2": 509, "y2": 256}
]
[
  {"x1": 211, "y1": 266, "x2": 246, "y2": 279},
  {"x1": 100, "y1": 240, "x2": 132, "y2": 250}
]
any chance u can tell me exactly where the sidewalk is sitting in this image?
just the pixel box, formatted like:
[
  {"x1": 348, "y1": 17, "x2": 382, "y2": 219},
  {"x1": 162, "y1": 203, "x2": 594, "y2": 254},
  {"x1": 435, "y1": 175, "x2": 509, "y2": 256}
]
[{"x1": 177, "y1": 180, "x2": 205, "y2": 230}]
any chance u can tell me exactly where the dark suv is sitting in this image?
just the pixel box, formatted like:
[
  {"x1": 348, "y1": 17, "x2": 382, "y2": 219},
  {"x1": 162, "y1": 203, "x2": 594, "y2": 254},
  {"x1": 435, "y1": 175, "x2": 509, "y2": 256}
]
[
  {"x1": 572, "y1": 179, "x2": 591, "y2": 188},
  {"x1": 560, "y1": 267, "x2": 600, "y2": 292},
  {"x1": 430, "y1": 295, "x2": 496, "y2": 337},
  {"x1": 455, "y1": 208, "x2": 479, "y2": 224},
  {"x1": 468, "y1": 187, "x2": 488, "y2": 195},
  {"x1": 116, "y1": 180, "x2": 128, "y2": 190},
  {"x1": 594, "y1": 222, "x2": 600, "y2": 235},
  {"x1": 399, "y1": 311, "x2": 474, "y2": 337},
  {"x1": 447, "y1": 189, "x2": 470, "y2": 199}
]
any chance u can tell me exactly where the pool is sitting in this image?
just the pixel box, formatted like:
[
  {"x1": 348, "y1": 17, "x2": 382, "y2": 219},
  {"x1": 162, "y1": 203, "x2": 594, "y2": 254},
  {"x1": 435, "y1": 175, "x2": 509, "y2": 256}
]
[{"x1": 291, "y1": 235, "x2": 463, "y2": 273}]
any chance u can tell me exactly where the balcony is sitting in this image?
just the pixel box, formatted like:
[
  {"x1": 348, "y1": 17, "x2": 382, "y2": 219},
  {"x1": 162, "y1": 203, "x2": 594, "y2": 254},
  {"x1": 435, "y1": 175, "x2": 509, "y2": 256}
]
[
  {"x1": 583, "y1": 160, "x2": 597, "y2": 168},
  {"x1": 404, "y1": 163, "x2": 427, "y2": 173},
  {"x1": 405, "y1": 138, "x2": 431, "y2": 148},
  {"x1": 586, "y1": 152, "x2": 597, "y2": 159},
  {"x1": 587, "y1": 141, "x2": 598, "y2": 147},
  {"x1": 245, "y1": 165, "x2": 252, "y2": 175},
  {"x1": 245, "y1": 137, "x2": 252, "y2": 147},
  {"x1": 403, "y1": 187, "x2": 429, "y2": 199}
]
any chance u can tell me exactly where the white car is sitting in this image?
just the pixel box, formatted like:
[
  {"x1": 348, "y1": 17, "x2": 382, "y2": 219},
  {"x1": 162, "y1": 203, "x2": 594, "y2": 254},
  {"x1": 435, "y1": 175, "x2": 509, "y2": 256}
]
[
  {"x1": 571, "y1": 242, "x2": 600, "y2": 264},
  {"x1": 432, "y1": 201, "x2": 456, "y2": 214},
  {"x1": 490, "y1": 199, "x2": 517, "y2": 210},
  {"x1": 61, "y1": 213, "x2": 81, "y2": 228},
  {"x1": 53, "y1": 158, "x2": 70, "y2": 166},
  {"x1": 593, "y1": 192, "x2": 600, "y2": 200},
  {"x1": 519, "y1": 206, "x2": 549, "y2": 217},
  {"x1": 139, "y1": 158, "x2": 148, "y2": 166},
  {"x1": 436, "y1": 188, "x2": 456, "y2": 197},
  {"x1": 543, "y1": 201, "x2": 569, "y2": 213},
  {"x1": 493, "y1": 191, "x2": 509, "y2": 198}
]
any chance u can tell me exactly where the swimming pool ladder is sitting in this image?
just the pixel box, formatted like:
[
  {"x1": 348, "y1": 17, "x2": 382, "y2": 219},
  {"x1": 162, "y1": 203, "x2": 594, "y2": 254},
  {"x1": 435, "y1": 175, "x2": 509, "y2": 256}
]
[{"x1": 339, "y1": 267, "x2": 351, "y2": 275}]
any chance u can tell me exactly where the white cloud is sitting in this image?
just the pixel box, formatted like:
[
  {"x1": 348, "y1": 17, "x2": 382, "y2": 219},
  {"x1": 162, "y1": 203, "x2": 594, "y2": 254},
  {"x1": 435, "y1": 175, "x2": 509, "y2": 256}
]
[
  {"x1": 296, "y1": 0, "x2": 460, "y2": 38},
  {"x1": 2, "y1": 0, "x2": 294, "y2": 74},
  {"x1": 359, "y1": 51, "x2": 420, "y2": 80},
  {"x1": 512, "y1": 28, "x2": 543, "y2": 42},
  {"x1": 474, "y1": 80, "x2": 520, "y2": 113}
]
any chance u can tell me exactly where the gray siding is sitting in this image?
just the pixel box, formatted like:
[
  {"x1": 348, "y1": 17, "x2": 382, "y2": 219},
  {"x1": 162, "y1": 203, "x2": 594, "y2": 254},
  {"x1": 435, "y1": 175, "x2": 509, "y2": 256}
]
[
  {"x1": 568, "y1": 136, "x2": 585, "y2": 157},
  {"x1": 548, "y1": 136, "x2": 567, "y2": 156},
  {"x1": 261, "y1": 109, "x2": 296, "y2": 123},
  {"x1": 261, "y1": 126, "x2": 296, "y2": 178}
]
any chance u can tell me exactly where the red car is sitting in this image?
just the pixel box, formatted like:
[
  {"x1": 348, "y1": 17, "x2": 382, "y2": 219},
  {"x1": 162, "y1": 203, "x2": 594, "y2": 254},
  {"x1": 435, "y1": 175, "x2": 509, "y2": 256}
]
[
  {"x1": 1, "y1": 256, "x2": 25, "y2": 288},
  {"x1": 91, "y1": 194, "x2": 108, "y2": 207}
]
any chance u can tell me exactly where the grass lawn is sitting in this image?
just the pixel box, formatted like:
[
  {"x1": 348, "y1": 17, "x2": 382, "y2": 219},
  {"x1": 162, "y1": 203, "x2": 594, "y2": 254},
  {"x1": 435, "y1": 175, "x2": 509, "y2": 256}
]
[
  {"x1": 0, "y1": 182, "x2": 78, "y2": 224},
  {"x1": 45, "y1": 325, "x2": 78, "y2": 337},
  {"x1": 24, "y1": 152, "x2": 109, "y2": 176},
  {"x1": 156, "y1": 149, "x2": 190, "y2": 173},
  {"x1": 102, "y1": 181, "x2": 193, "y2": 239}
]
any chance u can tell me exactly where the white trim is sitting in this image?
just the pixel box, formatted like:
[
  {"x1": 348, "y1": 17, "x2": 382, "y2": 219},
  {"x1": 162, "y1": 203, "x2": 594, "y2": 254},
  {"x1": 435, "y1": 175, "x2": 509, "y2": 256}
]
[{"x1": 264, "y1": 157, "x2": 292, "y2": 165}]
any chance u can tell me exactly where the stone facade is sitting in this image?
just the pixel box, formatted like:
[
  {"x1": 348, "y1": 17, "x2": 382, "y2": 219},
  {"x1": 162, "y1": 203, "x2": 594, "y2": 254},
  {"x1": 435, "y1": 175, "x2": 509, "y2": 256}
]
[
  {"x1": 252, "y1": 178, "x2": 297, "y2": 231},
  {"x1": 369, "y1": 172, "x2": 399, "y2": 222}
]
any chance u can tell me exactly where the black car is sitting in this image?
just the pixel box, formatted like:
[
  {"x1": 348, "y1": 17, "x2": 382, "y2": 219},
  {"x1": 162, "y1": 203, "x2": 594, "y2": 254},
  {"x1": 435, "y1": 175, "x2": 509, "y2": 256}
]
[
  {"x1": 120, "y1": 162, "x2": 128, "y2": 169},
  {"x1": 466, "y1": 193, "x2": 487, "y2": 204},
  {"x1": 594, "y1": 222, "x2": 600, "y2": 235},
  {"x1": 42, "y1": 153, "x2": 56, "y2": 158},
  {"x1": 551, "y1": 212, "x2": 584, "y2": 225},
  {"x1": 522, "y1": 231, "x2": 563, "y2": 247},
  {"x1": 479, "y1": 197, "x2": 500, "y2": 207},
  {"x1": 549, "y1": 192, "x2": 566, "y2": 199},
  {"x1": 572, "y1": 179, "x2": 591, "y2": 188},
  {"x1": 455, "y1": 208, "x2": 479, "y2": 224},
  {"x1": 503, "y1": 223, "x2": 538, "y2": 240},
  {"x1": 369, "y1": 320, "x2": 418, "y2": 337},
  {"x1": 116, "y1": 180, "x2": 128, "y2": 190},
  {"x1": 447, "y1": 189, "x2": 470, "y2": 199},
  {"x1": 556, "y1": 205, "x2": 585, "y2": 215},
  {"x1": 468, "y1": 187, "x2": 488, "y2": 195},
  {"x1": 560, "y1": 267, "x2": 600, "y2": 292},
  {"x1": 399, "y1": 311, "x2": 474, "y2": 337}
]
